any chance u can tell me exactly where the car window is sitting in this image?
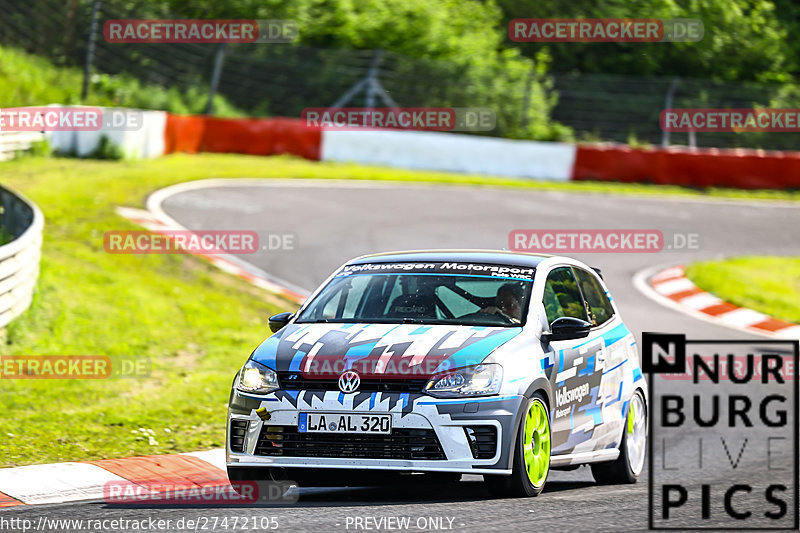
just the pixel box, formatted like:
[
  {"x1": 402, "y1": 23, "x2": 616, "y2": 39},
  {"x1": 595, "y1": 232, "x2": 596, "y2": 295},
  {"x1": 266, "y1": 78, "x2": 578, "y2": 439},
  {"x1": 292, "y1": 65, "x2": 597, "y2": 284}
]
[
  {"x1": 435, "y1": 285, "x2": 480, "y2": 317},
  {"x1": 296, "y1": 264, "x2": 535, "y2": 327},
  {"x1": 574, "y1": 268, "x2": 615, "y2": 326},
  {"x1": 542, "y1": 267, "x2": 588, "y2": 324}
]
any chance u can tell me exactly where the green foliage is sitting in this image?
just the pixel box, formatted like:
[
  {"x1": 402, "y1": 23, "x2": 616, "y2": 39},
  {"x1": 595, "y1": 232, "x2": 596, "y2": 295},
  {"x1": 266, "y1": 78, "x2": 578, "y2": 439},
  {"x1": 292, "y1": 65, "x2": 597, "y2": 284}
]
[
  {"x1": 497, "y1": 0, "x2": 797, "y2": 83},
  {"x1": 0, "y1": 46, "x2": 243, "y2": 116}
]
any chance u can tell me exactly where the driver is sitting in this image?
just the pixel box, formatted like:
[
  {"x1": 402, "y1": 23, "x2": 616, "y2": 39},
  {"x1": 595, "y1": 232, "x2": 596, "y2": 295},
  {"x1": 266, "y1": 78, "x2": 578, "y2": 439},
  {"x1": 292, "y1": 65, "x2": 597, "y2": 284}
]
[{"x1": 480, "y1": 283, "x2": 524, "y2": 323}]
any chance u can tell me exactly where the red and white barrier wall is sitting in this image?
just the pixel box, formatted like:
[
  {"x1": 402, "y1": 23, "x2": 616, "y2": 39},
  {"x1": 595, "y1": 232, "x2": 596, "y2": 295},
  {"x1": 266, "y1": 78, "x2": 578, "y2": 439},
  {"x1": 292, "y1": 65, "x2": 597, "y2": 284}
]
[{"x1": 49, "y1": 108, "x2": 800, "y2": 190}]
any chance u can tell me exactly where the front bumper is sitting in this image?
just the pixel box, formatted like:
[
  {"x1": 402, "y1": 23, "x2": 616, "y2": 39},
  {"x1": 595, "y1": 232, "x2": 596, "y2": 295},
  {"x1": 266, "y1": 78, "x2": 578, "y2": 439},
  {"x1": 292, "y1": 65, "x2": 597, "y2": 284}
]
[{"x1": 226, "y1": 389, "x2": 524, "y2": 475}]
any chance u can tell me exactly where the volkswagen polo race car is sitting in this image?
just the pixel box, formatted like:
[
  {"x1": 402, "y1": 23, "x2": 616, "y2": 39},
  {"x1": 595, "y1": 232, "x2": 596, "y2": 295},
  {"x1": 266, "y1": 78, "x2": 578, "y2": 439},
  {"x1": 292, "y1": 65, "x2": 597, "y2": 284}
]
[{"x1": 226, "y1": 251, "x2": 647, "y2": 497}]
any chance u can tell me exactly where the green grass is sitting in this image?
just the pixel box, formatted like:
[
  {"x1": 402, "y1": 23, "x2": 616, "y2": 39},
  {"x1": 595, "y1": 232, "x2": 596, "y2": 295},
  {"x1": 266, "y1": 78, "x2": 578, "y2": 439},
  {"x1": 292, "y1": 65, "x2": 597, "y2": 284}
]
[
  {"x1": 0, "y1": 45, "x2": 243, "y2": 116},
  {"x1": 685, "y1": 257, "x2": 800, "y2": 324},
  {"x1": 2, "y1": 153, "x2": 800, "y2": 468}
]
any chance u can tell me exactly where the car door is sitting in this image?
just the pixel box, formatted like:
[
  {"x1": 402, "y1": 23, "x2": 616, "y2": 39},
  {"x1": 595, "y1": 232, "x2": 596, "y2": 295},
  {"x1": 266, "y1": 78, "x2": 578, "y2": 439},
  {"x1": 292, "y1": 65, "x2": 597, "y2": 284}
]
[
  {"x1": 541, "y1": 266, "x2": 606, "y2": 455},
  {"x1": 572, "y1": 266, "x2": 628, "y2": 447}
]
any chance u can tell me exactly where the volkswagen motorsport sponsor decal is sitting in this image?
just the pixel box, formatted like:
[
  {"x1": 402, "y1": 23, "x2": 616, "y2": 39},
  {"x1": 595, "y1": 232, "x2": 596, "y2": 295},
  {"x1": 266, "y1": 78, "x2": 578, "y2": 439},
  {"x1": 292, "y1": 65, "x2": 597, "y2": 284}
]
[{"x1": 336, "y1": 262, "x2": 535, "y2": 280}]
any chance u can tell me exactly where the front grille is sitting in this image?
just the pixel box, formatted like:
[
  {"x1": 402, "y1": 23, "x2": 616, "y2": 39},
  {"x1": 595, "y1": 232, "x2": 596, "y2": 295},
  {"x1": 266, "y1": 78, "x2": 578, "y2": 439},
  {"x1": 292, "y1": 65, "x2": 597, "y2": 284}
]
[
  {"x1": 277, "y1": 372, "x2": 427, "y2": 393},
  {"x1": 464, "y1": 426, "x2": 497, "y2": 459},
  {"x1": 229, "y1": 419, "x2": 249, "y2": 453},
  {"x1": 255, "y1": 425, "x2": 446, "y2": 460}
]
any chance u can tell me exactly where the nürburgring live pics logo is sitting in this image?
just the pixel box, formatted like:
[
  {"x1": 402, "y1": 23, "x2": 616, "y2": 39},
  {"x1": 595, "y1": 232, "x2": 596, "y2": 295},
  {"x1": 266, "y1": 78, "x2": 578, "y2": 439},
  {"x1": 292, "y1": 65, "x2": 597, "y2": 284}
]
[{"x1": 643, "y1": 332, "x2": 799, "y2": 530}]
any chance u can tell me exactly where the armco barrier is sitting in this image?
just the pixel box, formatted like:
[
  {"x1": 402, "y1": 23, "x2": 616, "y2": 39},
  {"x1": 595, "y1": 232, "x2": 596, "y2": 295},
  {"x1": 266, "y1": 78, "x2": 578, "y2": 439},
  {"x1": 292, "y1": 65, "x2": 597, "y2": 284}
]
[
  {"x1": 0, "y1": 185, "x2": 43, "y2": 328},
  {"x1": 320, "y1": 129, "x2": 576, "y2": 180},
  {"x1": 21, "y1": 104, "x2": 800, "y2": 189},
  {"x1": 572, "y1": 144, "x2": 800, "y2": 189},
  {"x1": 164, "y1": 115, "x2": 321, "y2": 160},
  {"x1": 46, "y1": 107, "x2": 166, "y2": 159}
]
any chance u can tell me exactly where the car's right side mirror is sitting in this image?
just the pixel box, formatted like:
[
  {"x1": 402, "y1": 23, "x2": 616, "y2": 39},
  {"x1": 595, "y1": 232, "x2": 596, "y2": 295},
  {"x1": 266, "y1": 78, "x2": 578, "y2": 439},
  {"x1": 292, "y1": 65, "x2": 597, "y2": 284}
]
[
  {"x1": 268, "y1": 312, "x2": 294, "y2": 333},
  {"x1": 542, "y1": 317, "x2": 592, "y2": 342}
]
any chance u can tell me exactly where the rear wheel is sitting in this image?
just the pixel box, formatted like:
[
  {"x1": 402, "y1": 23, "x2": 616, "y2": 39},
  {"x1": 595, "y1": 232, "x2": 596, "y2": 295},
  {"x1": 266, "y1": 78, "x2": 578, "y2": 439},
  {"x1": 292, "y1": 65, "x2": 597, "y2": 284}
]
[
  {"x1": 485, "y1": 393, "x2": 550, "y2": 497},
  {"x1": 591, "y1": 391, "x2": 646, "y2": 484}
]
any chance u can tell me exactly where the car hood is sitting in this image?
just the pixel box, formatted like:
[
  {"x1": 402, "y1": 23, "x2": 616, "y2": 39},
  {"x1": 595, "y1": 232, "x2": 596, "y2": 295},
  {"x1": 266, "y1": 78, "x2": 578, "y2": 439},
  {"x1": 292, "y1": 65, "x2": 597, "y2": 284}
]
[{"x1": 250, "y1": 322, "x2": 522, "y2": 379}]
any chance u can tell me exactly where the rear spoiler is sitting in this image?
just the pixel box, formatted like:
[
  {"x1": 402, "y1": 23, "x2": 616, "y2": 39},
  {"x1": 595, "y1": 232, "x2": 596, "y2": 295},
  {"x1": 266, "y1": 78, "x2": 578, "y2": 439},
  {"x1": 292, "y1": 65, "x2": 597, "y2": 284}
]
[{"x1": 591, "y1": 267, "x2": 603, "y2": 280}]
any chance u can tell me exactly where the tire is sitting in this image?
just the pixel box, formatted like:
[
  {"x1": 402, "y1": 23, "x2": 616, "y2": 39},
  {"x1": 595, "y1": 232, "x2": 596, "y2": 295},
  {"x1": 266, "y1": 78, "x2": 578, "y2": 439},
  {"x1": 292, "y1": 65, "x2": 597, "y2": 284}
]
[
  {"x1": 591, "y1": 390, "x2": 646, "y2": 484},
  {"x1": 484, "y1": 393, "x2": 551, "y2": 498}
]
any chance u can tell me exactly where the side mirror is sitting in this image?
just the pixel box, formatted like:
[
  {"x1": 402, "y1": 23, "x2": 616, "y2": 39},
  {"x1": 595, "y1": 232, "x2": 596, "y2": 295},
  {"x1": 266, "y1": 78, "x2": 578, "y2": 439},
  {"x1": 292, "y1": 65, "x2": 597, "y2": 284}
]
[
  {"x1": 268, "y1": 312, "x2": 294, "y2": 333},
  {"x1": 542, "y1": 317, "x2": 592, "y2": 342}
]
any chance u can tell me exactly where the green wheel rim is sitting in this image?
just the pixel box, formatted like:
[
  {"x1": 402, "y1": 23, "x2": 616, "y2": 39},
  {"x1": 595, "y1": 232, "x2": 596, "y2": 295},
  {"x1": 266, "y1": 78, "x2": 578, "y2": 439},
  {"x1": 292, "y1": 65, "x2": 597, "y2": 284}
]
[{"x1": 523, "y1": 399, "x2": 550, "y2": 488}]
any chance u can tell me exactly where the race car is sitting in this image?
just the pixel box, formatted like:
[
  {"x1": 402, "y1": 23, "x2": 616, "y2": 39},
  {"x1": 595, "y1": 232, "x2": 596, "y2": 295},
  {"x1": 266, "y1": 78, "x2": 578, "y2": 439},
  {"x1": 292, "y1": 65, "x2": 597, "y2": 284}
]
[{"x1": 226, "y1": 250, "x2": 647, "y2": 497}]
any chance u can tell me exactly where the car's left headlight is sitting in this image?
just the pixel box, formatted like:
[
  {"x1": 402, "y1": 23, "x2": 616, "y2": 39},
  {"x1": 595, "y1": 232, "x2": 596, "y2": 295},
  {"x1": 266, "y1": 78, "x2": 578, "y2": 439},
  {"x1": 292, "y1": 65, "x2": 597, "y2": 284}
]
[
  {"x1": 236, "y1": 359, "x2": 279, "y2": 394},
  {"x1": 424, "y1": 364, "x2": 503, "y2": 398}
]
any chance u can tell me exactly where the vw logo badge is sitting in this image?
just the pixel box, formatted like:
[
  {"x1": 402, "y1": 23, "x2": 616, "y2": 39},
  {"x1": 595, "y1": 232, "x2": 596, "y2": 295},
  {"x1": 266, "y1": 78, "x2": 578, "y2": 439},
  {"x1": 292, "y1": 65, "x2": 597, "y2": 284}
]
[{"x1": 338, "y1": 370, "x2": 360, "y2": 393}]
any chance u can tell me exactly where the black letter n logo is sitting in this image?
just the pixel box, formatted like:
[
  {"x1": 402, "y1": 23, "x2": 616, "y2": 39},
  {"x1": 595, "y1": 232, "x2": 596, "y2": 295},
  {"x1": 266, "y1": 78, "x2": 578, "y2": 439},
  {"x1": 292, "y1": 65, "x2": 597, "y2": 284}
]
[{"x1": 642, "y1": 333, "x2": 686, "y2": 374}]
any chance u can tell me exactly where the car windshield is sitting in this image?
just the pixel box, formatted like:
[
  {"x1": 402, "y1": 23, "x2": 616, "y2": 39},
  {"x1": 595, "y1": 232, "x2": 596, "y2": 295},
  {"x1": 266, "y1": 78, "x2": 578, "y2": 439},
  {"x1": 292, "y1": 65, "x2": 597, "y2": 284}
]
[{"x1": 295, "y1": 262, "x2": 534, "y2": 327}]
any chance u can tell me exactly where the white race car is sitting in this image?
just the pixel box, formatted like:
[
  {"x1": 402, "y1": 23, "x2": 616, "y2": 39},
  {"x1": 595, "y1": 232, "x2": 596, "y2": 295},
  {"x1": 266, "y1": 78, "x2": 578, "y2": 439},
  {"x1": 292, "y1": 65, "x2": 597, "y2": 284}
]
[{"x1": 226, "y1": 250, "x2": 647, "y2": 497}]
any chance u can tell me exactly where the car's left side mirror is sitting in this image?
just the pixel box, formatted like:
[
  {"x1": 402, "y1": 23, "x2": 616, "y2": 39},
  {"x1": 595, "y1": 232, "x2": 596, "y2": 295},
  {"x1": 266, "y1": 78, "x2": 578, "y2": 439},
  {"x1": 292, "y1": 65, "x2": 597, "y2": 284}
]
[
  {"x1": 542, "y1": 317, "x2": 592, "y2": 342},
  {"x1": 268, "y1": 312, "x2": 294, "y2": 333}
]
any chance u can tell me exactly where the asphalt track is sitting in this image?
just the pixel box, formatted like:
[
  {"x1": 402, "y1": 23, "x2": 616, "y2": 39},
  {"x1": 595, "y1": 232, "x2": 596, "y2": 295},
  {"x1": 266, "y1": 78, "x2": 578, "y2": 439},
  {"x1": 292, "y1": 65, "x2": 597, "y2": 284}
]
[{"x1": 6, "y1": 180, "x2": 800, "y2": 532}]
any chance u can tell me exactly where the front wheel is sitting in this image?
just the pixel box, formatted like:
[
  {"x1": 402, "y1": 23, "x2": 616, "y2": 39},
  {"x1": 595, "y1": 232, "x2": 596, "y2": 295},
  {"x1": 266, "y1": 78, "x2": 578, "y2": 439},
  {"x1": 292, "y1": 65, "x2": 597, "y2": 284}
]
[
  {"x1": 591, "y1": 390, "x2": 647, "y2": 484},
  {"x1": 485, "y1": 393, "x2": 551, "y2": 497}
]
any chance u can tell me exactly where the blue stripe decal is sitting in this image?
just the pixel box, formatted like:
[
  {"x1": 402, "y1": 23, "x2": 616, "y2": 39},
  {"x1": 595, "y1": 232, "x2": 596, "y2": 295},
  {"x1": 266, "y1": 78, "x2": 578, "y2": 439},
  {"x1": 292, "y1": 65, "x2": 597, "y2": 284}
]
[
  {"x1": 250, "y1": 335, "x2": 282, "y2": 369},
  {"x1": 337, "y1": 392, "x2": 344, "y2": 404},
  {"x1": 579, "y1": 355, "x2": 595, "y2": 376},
  {"x1": 401, "y1": 393, "x2": 409, "y2": 410},
  {"x1": 602, "y1": 358, "x2": 628, "y2": 375},
  {"x1": 286, "y1": 390, "x2": 300, "y2": 402},
  {"x1": 411, "y1": 326, "x2": 432, "y2": 335},
  {"x1": 616, "y1": 381, "x2": 624, "y2": 402},
  {"x1": 418, "y1": 394, "x2": 519, "y2": 405},
  {"x1": 633, "y1": 367, "x2": 643, "y2": 382},
  {"x1": 344, "y1": 341, "x2": 378, "y2": 368},
  {"x1": 571, "y1": 322, "x2": 629, "y2": 350},
  {"x1": 288, "y1": 350, "x2": 308, "y2": 371},
  {"x1": 369, "y1": 393, "x2": 377, "y2": 410},
  {"x1": 439, "y1": 328, "x2": 522, "y2": 370}
]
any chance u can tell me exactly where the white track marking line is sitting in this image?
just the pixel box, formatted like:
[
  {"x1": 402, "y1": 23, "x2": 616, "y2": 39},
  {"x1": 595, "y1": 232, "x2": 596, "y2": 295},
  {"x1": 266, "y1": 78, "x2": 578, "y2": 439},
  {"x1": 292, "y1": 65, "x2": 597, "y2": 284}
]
[
  {"x1": 0, "y1": 463, "x2": 128, "y2": 505},
  {"x1": 180, "y1": 449, "x2": 227, "y2": 472}
]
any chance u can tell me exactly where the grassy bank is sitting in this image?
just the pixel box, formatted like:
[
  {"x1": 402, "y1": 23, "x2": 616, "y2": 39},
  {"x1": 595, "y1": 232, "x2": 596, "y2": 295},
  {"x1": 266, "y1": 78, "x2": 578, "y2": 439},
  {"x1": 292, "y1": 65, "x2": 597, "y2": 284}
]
[{"x1": 685, "y1": 257, "x2": 800, "y2": 324}]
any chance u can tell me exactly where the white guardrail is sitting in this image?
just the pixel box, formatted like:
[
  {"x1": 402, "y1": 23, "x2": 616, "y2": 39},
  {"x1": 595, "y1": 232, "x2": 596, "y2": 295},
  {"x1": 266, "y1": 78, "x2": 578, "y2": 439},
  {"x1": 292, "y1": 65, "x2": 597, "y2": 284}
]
[
  {"x1": 0, "y1": 183, "x2": 44, "y2": 328},
  {"x1": 0, "y1": 130, "x2": 45, "y2": 161}
]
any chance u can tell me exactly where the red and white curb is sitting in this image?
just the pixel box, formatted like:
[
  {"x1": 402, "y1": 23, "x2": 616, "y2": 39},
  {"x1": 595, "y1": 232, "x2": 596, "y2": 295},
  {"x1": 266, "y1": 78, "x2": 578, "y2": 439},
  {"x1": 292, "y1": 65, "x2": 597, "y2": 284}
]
[
  {"x1": 636, "y1": 264, "x2": 800, "y2": 339},
  {"x1": 115, "y1": 205, "x2": 306, "y2": 305},
  {"x1": 0, "y1": 450, "x2": 226, "y2": 507}
]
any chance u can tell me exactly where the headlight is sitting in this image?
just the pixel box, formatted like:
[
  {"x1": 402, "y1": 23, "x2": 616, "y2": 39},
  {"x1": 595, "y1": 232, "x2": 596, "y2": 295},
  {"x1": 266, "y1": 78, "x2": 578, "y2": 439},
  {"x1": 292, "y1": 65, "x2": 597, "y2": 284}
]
[
  {"x1": 424, "y1": 364, "x2": 503, "y2": 398},
  {"x1": 236, "y1": 360, "x2": 279, "y2": 394}
]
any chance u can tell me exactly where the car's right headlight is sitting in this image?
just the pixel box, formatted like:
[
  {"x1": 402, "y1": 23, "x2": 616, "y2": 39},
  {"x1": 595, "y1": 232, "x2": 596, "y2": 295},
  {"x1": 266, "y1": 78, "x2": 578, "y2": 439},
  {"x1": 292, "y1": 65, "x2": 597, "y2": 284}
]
[
  {"x1": 424, "y1": 364, "x2": 503, "y2": 398},
  {"x1": 236, "y1": 359, "x2": 279, "y2": 394}
]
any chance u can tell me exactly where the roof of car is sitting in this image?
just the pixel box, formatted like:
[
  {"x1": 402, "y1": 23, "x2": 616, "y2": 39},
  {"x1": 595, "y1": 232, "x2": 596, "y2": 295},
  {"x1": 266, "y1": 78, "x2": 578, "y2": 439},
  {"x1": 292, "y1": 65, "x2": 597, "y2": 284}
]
[{"x1": 349, "y1": 249, "x2": 552, "y2": 268}]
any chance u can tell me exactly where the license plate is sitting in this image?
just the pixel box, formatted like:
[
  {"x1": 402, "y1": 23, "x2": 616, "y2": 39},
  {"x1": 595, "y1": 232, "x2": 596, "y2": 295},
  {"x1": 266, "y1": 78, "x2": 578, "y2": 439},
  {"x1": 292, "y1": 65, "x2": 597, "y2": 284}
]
[{"x1": 298, "y1": 413, "x2": 391, "y2": 434}]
